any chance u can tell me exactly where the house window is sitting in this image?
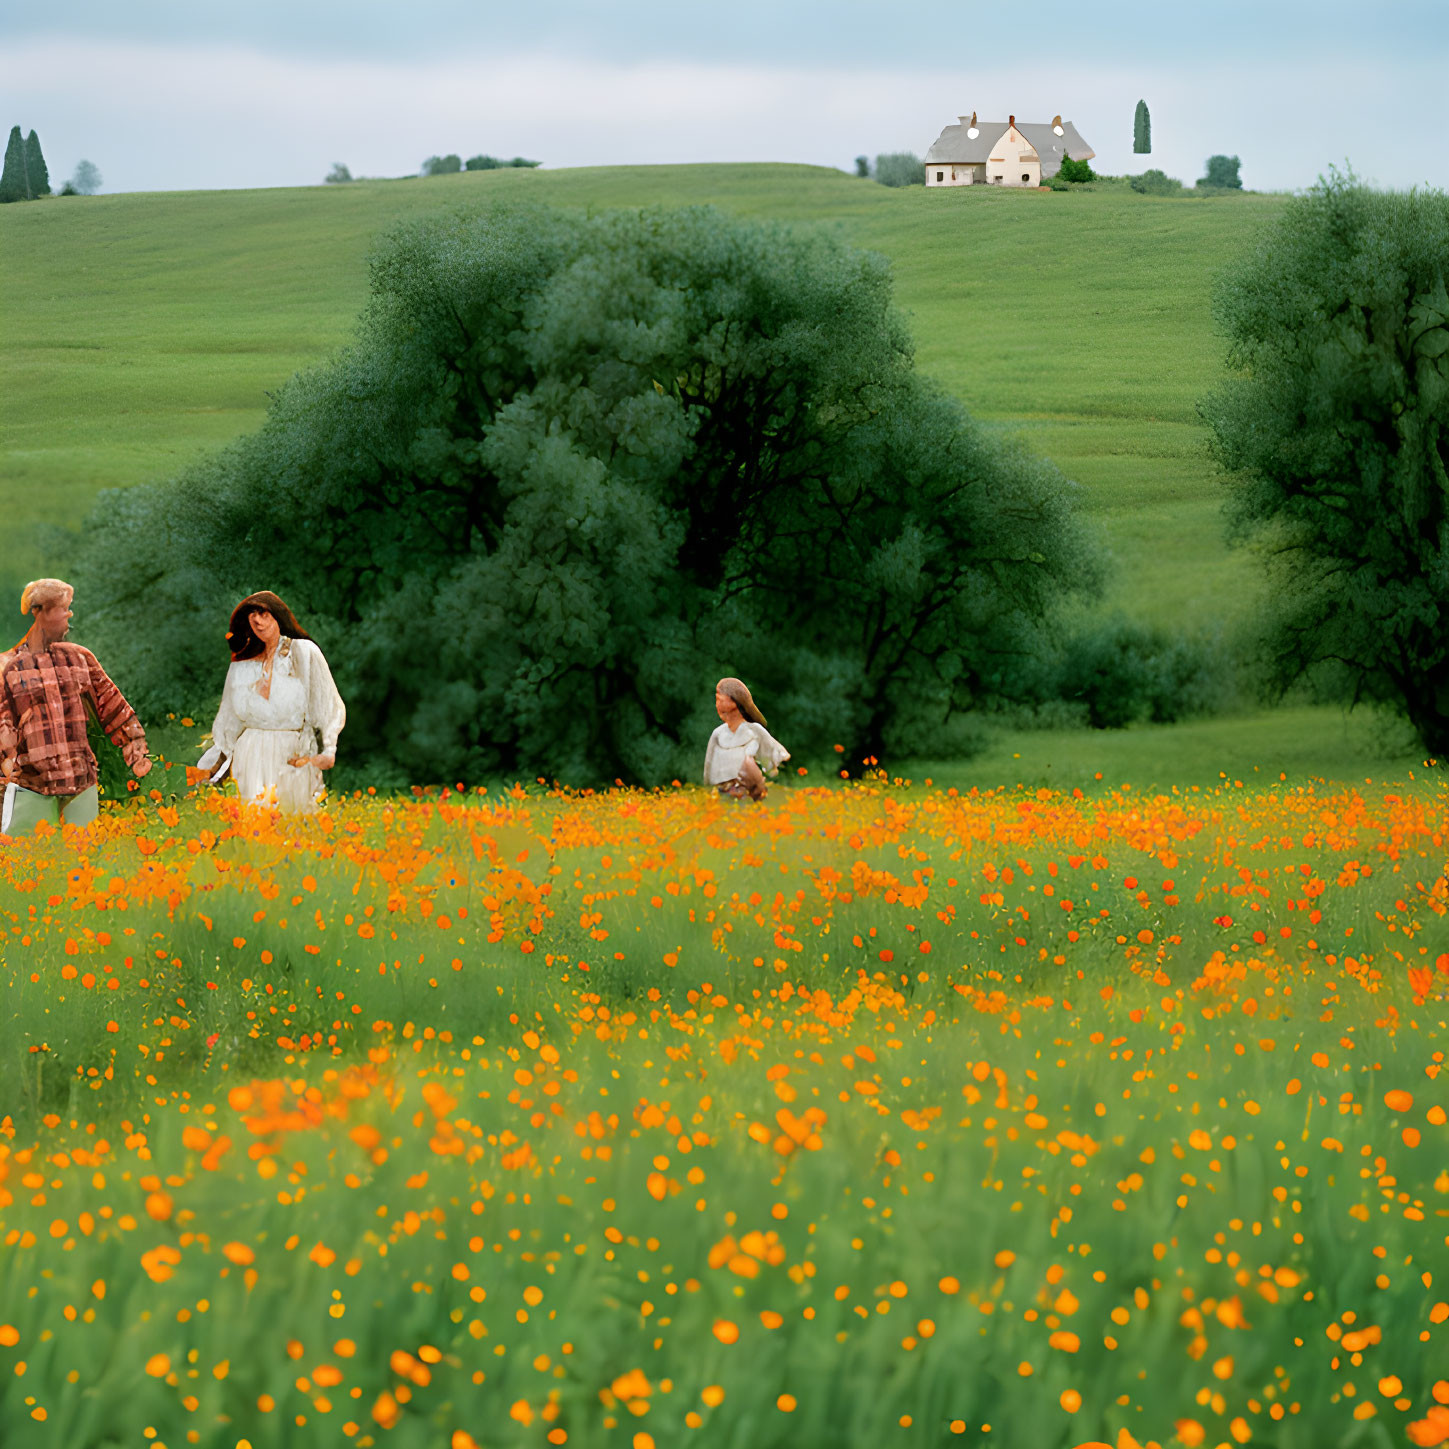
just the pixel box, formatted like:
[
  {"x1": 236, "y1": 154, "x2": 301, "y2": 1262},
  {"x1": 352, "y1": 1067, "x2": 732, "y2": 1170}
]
[
  {"x1": 936, "y1": 171, "x2": 943, "y2": 182},
  {"x1": 1022, "y1": 173, "x2": 1031, "y2": 183}
]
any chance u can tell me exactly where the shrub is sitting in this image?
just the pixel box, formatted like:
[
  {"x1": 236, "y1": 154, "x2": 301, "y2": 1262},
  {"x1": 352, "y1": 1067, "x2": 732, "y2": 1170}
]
[
  {"x1": 421, "y1": 154, "x2": 462, "y2": 176},
  {"x1": 1130, "y1": 169, "x2": 1183, "y2": 196},
  {"x1": 324, "y1": 163, "x2": 353, "y2": 184},
  {"x1": 1055, "y1": 618, "x2": 1231, "y2": 729},
  {"x1": 1057, "y1": 154, "x2": 1096, "y2": 184}
]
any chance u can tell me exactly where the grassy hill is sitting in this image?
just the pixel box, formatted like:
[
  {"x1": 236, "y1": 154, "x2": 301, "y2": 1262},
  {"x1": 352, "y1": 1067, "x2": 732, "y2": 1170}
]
[{"x1": 0, "y1": 163, "x2": 1423, "y2": 784}]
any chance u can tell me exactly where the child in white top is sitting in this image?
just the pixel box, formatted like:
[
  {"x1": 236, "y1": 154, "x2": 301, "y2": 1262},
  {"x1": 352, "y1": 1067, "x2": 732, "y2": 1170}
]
[{"x1": 703, "y1": 677, "x2": 789, "y2": 801}]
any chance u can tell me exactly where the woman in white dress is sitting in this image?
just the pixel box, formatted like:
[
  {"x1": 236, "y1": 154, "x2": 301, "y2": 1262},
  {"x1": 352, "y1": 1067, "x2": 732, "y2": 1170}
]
[
  {"x1": 196, "y1": 591, "x2": 346, "y2": 814},
  {"x1": 703, "y1": 677, "x2": 789, "y2": 801}
]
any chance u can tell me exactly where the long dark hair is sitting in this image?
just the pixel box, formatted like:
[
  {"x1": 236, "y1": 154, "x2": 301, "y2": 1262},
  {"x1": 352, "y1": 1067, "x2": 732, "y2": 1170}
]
[{"x1": 227, "y1": 591, "x2": 313, "y2": 661}]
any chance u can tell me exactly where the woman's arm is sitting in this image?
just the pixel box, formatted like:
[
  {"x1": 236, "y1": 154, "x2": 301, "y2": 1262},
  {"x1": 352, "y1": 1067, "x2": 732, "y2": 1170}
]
[
  {"x1": 295, "y1": 639, "x2": 346, "y2": 768},
  {"x1": 197, "y1": 664, "x2": 243, "y2": 776}
]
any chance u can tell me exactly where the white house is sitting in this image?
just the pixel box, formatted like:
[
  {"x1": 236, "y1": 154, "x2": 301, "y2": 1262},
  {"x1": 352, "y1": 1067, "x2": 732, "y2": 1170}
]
[{"x1": 924, "y1": 113, "x2": 1095, "y2": 187}]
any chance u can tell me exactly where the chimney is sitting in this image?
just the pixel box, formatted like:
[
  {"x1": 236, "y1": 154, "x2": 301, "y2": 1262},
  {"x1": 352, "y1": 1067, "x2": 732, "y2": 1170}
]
[{"x1": 1008, "y1": 114, "x2": 1015, "y2": 129}]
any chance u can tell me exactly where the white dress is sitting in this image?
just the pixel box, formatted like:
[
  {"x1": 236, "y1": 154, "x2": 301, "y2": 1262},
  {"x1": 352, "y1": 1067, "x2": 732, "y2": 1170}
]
[
  {"x1": 703, "y1": 720, "x2": 790, "y2": 786},
  {"x1": 197, "y1": 637, "x2": 346, "y2": 813}
]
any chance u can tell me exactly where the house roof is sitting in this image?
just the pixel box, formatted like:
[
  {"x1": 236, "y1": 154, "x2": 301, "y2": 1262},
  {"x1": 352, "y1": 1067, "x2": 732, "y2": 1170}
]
[{"x1": 924, "y1": 118, "x2": 1095, "y2": 172}]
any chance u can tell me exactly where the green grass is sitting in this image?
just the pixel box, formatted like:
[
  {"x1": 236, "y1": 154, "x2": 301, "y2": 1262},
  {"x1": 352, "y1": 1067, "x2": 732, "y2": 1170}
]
[
  {"x1": 926, "y1": 705, "x2": 1431, "y2": 794},
  {"x1": 6, "y1": 163, "x2": 1412, "y2": 783}
]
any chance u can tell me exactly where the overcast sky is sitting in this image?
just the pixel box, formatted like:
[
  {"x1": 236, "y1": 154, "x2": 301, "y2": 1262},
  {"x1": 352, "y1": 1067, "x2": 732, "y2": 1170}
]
[{"x1": 6, "y1": 0, "x2": 1446, "y2": 194}]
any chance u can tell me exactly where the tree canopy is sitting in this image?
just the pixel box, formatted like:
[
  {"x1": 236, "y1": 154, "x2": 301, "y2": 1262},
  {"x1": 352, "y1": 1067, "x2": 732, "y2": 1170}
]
[
  {"x1": 69, "y1": 159, "x2": 102, "y2": 195},
  {"x1": 1201, "y1": 173, "x2": 1449, "y2": 753},
  {"x1": 1199, "y1": 155, "x2": 1242, "y2": 190},
  {"x1": 465, "y1": 155, "x2": 540, "y2": 170},
  {"x1": 73, "y1": 204, "x2": 1100, "y2": 784}
]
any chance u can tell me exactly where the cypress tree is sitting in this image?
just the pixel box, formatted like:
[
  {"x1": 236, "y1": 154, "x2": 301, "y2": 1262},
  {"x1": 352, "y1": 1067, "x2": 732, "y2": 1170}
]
[
  {"x1": 0, "y1": 126, "x2": 27, "y2": 202},
  {"x1": 1133, "y1": 100, "x2": 1151, "y2": 154},
  {"x1": 24, "y1": 130, "x2": 50, "y2": 195}
]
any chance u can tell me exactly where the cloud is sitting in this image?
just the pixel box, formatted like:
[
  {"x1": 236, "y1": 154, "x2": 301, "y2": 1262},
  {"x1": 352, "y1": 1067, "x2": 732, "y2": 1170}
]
[
  {"x1": 6, "y1": 38, "x2": 1440, "y2": 194},
  {"x1": 9, "y1": 0, "x2": 1444, "y2": 69}
]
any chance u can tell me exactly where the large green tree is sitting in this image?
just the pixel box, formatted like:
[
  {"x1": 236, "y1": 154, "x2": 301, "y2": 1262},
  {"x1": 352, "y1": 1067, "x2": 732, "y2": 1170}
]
[
  {"x1": 1201, "y1": 173, "x2": 1449, "y2": 753},
  {"x1": 24, "y1": 130, "x2": 49, "y2": 195},
  {"x1": 73, "y1": 204, "x2": 1100, "y2": 784},
  {"x1": 0, "y1": 126, "x2": 27, "y2": 202}
]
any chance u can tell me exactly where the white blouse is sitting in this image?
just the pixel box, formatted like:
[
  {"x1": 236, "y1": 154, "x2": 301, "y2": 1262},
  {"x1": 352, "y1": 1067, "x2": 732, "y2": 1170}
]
[
  {"x1": 703, "y1": 720, "x2": 790, "y2": 786},
  {"x1": 197, "y1": 637, "x2": 345, "y2": 780}
]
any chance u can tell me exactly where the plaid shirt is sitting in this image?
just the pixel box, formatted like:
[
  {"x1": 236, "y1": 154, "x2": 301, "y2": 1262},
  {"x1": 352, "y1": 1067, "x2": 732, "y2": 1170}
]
[{"x1": 0, "y1": 641, "x2": 143, "y2": 797}]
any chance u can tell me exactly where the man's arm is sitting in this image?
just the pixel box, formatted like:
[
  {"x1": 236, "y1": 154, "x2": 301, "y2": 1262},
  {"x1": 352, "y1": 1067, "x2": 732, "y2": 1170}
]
[{"x1": 83, "y1": 649, "x2": 151, "y2": 778}]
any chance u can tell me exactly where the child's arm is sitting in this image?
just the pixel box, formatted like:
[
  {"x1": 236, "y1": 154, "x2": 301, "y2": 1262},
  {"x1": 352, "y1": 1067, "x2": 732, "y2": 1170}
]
[{"x1": 753, "y1": 724, "x2": 790, "y2": 775}]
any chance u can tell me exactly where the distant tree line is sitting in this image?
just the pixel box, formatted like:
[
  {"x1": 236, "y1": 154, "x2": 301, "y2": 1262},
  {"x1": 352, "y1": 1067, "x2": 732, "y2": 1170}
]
[
  {"x1": 322, "y1": 156, "x2": 542, "y2": 184},
  {"x1": 423, "y1": 154, "x2": 540, "y2": 176},
  {"x1": 1, "y1": 126, "x2": 101, "y2": 200},
  {"x1": 1126, "y1": 157, "x2": 1243, "y2": 195}
]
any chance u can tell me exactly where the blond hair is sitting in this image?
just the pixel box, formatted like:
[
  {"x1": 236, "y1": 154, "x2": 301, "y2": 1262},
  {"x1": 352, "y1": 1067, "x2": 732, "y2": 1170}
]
[
  {"x1": 20, "y1": 578, "x2": 73, "y2": 616},
  {"x1": 717, "y1": 677, "x2": 767, "y2": 726}
]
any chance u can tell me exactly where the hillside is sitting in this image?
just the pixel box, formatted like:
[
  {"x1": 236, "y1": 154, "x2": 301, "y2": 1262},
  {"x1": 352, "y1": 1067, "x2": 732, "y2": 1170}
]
[
  {"x1": 2, "y1": 165, "x2": 1279, "y2": 611},
  {"x1": 4, "y1": 164, "x2": 1417, "y2": 784}
]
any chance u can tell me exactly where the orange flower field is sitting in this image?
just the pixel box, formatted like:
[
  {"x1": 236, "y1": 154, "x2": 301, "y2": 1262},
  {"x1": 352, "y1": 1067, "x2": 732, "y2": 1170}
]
[{"x1": 1, "y1": 771, "x2": 1447, "y2": 1449}]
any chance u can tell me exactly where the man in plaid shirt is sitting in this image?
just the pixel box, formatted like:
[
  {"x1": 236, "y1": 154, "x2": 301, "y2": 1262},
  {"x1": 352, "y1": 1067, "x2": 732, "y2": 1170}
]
[{"x1": 0, "y1": 578, "x2": 152, "y2": 836}]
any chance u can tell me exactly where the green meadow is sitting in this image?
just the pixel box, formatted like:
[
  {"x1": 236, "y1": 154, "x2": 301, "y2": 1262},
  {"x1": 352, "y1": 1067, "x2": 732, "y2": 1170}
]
[
  {"x1": 0, "y1": 164, "x2": 1420, "y2": 783},
  {"x1": 4, "y1": 169, "x2": 1448, "y2": 1449}
]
